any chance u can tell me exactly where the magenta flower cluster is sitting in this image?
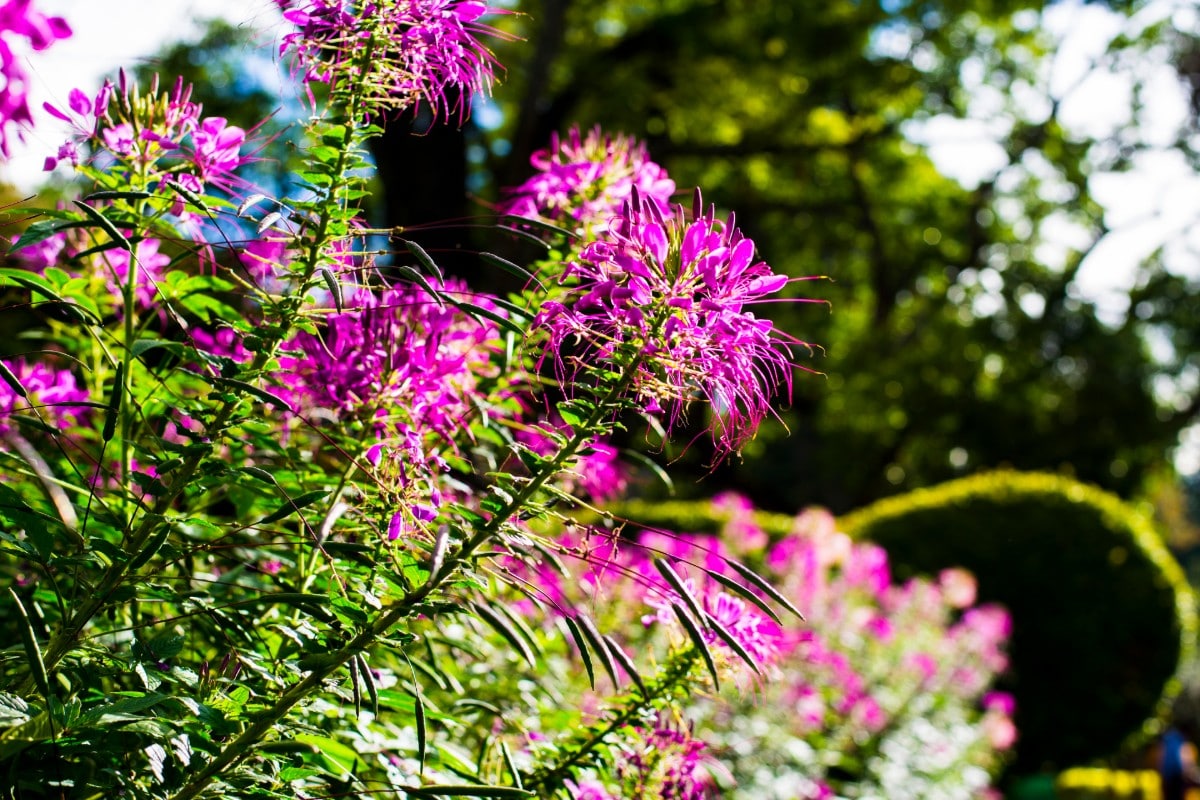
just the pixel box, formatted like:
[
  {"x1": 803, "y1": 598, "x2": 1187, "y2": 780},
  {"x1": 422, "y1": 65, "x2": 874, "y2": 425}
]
[
  {"x1": 273, "y1": 280, "x2": 500, "y2": 471},
  {"x1": 279, "y1": 0, "x2": 506, "y2": 119},
  {"x1": 0, "y1": 357, "x2": 89, "y2": 438},
  {"x1": 498, "y1": 125, "x2": 676, "y2": 234},
  {"x1": 535, "y1": 190, "x2": 795, "y2": 456},
  {"x1": 0, "y1": 0, "x2": 69, "y2": 157},
  {"x1": 44, "y1": 75, "x2": 247, "y2": 197}
]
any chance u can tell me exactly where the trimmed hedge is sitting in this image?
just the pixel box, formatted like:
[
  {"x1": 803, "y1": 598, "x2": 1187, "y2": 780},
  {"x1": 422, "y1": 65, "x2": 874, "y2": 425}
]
[
  {"x1": 1055, "y1": 768, "x2": 1161, "y2": 800},
  {"x1": 609, "y1": 471, "x2": 1196, "y2": 774},
  {"x1": 839, "y1": 471, "x2": 1196, "y2": 773}
]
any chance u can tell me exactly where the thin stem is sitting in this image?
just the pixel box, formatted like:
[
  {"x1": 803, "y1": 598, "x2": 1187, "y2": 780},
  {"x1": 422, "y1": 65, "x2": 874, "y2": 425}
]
[{"x1": 522, "y1": 647, "x2": 700, "y2": 794}]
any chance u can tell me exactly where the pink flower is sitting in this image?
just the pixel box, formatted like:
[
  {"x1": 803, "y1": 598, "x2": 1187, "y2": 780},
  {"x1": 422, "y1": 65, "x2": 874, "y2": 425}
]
[
  {"x1": 0, "y1": 0, "x2": 71, "y2": 156},
  {"x1": 535, "y1": 189, "x2": 800, "y2": 457},
  {"x1": 499, "y1": 125, "x2": 676, "y2": 234},
  {"x1": 279, "y1": 0, "x2": 509, "y2": 120},
  {"x1": 189, "y1": 116, "x2": 246, "y2": 186},
  {"x1": 939, "y1": 567, "x2": 978, "y2": 609},
  {"x1": 0, "y1": 357, "x2": 89, "y2": 437}
]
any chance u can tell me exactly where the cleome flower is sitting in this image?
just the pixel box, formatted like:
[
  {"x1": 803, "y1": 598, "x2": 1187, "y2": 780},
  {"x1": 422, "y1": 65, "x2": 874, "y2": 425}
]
[
  {"x1": 534, "y1": 188, "x2": 801, "y2": 457},
  {"x1": 498, "y1": 125, "x2": 675, "y2": 235},
  {"x1": 278, "y1": 0, "x2": 508, "y2": 120},
  {"x1": 0, "y1": 0, "x2": 70, "y2": 157},
  {"x1": 0, "y1": 357, "x2": 89, "y2": 439},
  {"x1": 273, "y1": 279, "x2": 502, "y2": 469}
]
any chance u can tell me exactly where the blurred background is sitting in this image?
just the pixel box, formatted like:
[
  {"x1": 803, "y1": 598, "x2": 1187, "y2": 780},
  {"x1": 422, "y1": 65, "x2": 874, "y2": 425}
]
[{"x1": 5, "y1": 0, "x2": 1200, "y2": 795}]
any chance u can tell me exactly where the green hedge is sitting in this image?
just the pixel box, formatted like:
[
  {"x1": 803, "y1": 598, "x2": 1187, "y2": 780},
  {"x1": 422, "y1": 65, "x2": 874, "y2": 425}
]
[
  {"x1": 609, "y1": 471, "x2": 1196, "y2": 774},
  {"x1": 840, "y1": 471, "x2": 1196, "y2": 773}
]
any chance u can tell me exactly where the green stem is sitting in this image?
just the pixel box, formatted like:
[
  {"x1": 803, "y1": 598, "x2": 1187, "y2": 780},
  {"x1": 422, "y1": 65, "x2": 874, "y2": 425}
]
[
  {"x1": 23, "y1": 100, "x2": 367, "y2": 692},
  {"x1": 166, "y1": 350, "x2": 650, "y2": 800},
  {"x1": 522, "y1": 647, "x2": 700, "y2": 794}
]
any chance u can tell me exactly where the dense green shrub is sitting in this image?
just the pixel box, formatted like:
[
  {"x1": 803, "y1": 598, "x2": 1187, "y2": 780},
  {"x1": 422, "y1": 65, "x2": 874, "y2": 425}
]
[{"x1": 840, "y1": 471, "x2": 1196, "y2": 774}]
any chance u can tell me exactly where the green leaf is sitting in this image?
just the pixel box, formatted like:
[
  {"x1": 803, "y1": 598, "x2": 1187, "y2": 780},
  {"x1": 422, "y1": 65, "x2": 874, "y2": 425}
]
[
  {"x1": 216, "y1": 377, "x2": 291, "y2": 411},
  {"x1": 9, "y1": 589, "x2": 50, "y2": 698},
  {"x1": 294, "y1": 734, "x2": 368, "y2": 778},
  {"x1": 0, "y1": 693, "x2": 31, "y2": 727},
  {"x1": 701, "y1": 568, "x2": 782, "y2": 625},
  {"x1": 472, "y1": 602, "x2": 537, "y2": 669},
  {"x1": 131, "y1": 339, "x2": 186, "y2": 360},
  {"x1": 0, "y1": 712, "x2": 54, "y2": 760},
  {"x1": 480, "y1": 252, "x2": 544, "y2": 291},
  {"x1": 77, "y1": 692, "x2": 168, "y2": 726},
  {"x1": 621, "y1": 448, "x2": 674, "y2": 495},
  {"x1": 555, "y1": 401, "x2": 589, "y2": 429},
  {"x1": 724, "y1": 558, "x2": 805, "y2": 621},
  {"x1": 671, "y1": 603, "x2": 720, "y2": 691},
  {"x1": 8, "y1": 218, "x2": 80, "y2": 254}
]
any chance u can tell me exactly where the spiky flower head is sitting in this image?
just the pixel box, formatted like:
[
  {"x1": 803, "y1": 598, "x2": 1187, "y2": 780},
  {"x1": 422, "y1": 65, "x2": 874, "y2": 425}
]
[
  {"x1": 43, "y1": 74, "x2": 248, "y2": 197},
  {"x1": 279, "y1": 0, "x2": 507, "y2": 120},
  {"x1": 274, "y1": 279, "x2": 501, "y2": 470},
  {"x1": 498, "y1": 125, "x2": 675, "y2": 235},
  {"x1": 534, "y1": 188, "x2": 799, "y2": 458}
]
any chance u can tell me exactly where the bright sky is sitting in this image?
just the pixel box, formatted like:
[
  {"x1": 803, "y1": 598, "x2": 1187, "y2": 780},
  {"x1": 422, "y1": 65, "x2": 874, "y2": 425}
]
[
  {"x1": 3, "y1": 0, "x2": 1199, "y2": 473},
  {"x1": 3, "y1": 0, "x2": 284, "y2": 189}
]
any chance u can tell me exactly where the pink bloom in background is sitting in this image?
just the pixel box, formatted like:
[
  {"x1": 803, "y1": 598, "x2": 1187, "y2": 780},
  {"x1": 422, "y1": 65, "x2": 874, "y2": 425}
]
[
  {"x1": 940, "y1": 567, "x2": 978, "y2": 609},
  {"x1": 0, "y1": 0, "x2": 70, "y2": 157},
  {"x1": 279, "y1": 0, "x2": 507, "y2": 120},
  {"x1": 0, "y1": 357, "x2": 89, "y2": 437},
  {"x1": 564, "y1": 780, "x2": 615, "y2": 800},
  {"x1": 499, "y1": 125, "x2": 676, "y2": 233},
  {"x1": 617, "y1": 725, "x2": 722, "y2": 800},
  {"x1": 535, "y1": 190, "x2": 799, "y2": 457}
]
